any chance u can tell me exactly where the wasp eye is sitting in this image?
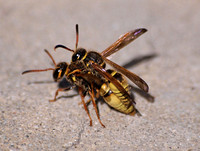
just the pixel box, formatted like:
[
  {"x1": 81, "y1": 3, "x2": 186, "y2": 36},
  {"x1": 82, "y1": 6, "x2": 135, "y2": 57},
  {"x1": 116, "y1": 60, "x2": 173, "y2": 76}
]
[
  {"x1": 72, "y1": 48, "x2": 86, "y2": 62},
  {"x1": 53, "y1": 62, "x2": 67, "y2": 81}
]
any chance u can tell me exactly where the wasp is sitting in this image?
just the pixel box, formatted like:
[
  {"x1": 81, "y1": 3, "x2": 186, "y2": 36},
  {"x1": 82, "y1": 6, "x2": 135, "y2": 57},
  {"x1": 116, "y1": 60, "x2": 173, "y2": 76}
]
[{"x1": 22, "y1": 25, "x2": 148, "y2": 127}]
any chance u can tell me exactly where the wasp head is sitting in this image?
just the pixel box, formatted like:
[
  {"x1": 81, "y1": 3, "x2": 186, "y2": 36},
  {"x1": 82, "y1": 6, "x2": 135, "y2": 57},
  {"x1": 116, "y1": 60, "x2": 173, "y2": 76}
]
[
  {"x1": 53, "y1": 62, "x2": 68, "y2": 82},
  {"x1": 72, "y1": 48, "x2": 87, "y2": 62}
]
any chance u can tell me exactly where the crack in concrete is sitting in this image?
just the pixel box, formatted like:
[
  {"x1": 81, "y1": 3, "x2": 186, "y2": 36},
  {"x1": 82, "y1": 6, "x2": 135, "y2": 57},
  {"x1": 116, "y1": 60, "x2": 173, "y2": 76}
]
[{"x1": 64, "y1": 122, "x2": 85, "y2": 151}]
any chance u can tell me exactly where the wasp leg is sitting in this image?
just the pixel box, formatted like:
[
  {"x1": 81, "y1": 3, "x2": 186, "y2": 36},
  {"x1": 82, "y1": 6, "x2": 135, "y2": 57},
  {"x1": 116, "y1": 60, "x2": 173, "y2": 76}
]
[
  {"x1": 49, "y1": 87, "x2": 70, "y2": 102},
  {"x1": 89, "y1": 84, "x2": 105, "y2": 128},
  {"x1": 78, "y1": 89, "x2": 99, "y2": 105},
  {"x1": 78, "y1": 87, "x2": 93, "y2": 126},
  {"x1": 78, "y1": 98, "x2": 92, "y2": 106},
  {"x1": 95, "y1": 89, "x2": 100, "y2": 98}
]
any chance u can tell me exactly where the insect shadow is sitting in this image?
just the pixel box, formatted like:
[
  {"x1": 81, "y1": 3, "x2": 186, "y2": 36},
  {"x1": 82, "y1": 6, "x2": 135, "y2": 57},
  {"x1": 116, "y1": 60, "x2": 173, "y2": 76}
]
[
  {"x1": 122, "y1": 53, "x2": 157, "y2": 69},
  {"x1": 27, "y1": 77, "x2": 78, "y2": 99},
  {"x1": 122, "y1": 52, "x2": 157, "y2": 103},
  {"x1": 27, "y1": 80, "x2": 54, "y2": 85}
]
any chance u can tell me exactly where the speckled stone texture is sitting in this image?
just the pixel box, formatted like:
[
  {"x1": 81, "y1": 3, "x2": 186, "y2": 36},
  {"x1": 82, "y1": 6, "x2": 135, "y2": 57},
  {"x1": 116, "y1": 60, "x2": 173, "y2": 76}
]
[{"x1": 0, "y1": 1, "x2": 200, "y2": 151}]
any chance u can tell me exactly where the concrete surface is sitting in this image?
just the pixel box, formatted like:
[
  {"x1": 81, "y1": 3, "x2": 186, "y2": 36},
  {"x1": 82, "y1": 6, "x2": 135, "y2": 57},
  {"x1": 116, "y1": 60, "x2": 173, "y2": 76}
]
[{"x1": 0, "y1": 1, "x2": 200, "y2": 151}]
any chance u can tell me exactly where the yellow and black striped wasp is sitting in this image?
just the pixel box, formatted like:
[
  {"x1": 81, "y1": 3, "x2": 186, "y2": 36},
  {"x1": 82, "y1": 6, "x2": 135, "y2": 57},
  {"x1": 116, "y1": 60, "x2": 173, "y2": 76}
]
[{"x1": 22, "y1": 25, "x2": 148, "y2": 127}]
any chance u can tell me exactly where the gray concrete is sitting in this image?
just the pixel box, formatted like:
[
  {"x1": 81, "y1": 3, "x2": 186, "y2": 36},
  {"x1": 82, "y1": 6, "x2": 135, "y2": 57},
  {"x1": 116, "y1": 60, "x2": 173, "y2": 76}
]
[{"x1": 0, "y1": 1, "x2": 200, "y2": 150}]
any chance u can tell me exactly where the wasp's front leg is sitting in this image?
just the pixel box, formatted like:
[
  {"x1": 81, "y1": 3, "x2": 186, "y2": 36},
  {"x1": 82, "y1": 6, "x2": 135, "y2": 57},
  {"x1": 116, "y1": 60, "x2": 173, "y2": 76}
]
[{"x1": 49, "y1": 87, "x2": 71, "y2": 102}]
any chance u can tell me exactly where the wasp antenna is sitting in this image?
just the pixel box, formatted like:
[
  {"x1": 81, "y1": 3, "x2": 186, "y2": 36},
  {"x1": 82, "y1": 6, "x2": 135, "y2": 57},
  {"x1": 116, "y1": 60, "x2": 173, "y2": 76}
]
[
  {"x1": 44, "y1": 49, "x2": 57, "y2": 67},
  {"x1": 75, "y1": 24, "x2": 79, "y2": 50},
  {"x1": 22, "y1": 68, "x2": 54, "y2": 75},
  {"x1": 54, "y1": 44, "x2": 74, "y2": 52}
]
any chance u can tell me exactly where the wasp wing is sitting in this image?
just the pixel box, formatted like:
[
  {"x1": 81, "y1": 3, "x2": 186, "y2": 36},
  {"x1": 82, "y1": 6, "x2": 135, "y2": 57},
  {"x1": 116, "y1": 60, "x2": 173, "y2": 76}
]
[
  {"x1": 101, "y1": 28, "x2": 147, "y2": 57},
  {"x1": 102, "y1": 56, "x2": 149, "y2": 92},
  {"x1": 89, "y1": 61, "x2": 136, "y2": 104}
]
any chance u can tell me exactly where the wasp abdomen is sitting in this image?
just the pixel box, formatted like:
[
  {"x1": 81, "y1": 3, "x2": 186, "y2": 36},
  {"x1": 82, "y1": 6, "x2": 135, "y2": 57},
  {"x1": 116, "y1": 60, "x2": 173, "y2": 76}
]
[{"x1": 100, "y1": 70, "x2": 135, "y2": 114}]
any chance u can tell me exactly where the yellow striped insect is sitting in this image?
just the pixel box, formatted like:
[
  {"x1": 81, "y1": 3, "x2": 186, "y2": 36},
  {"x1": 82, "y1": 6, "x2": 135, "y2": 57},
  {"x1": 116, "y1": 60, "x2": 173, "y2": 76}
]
[{"x1": 22, "y1": 24, "x2": 148, "y2": 127}]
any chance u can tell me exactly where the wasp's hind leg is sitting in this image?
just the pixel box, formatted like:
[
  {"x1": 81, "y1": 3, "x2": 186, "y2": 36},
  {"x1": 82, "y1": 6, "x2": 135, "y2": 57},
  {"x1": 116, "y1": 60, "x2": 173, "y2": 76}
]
[
  {"x1": 78, "y1": 87, "x2": 93, "y2": 126},
  {"x1": 89, "y1": 84, "x2": 105, "y2": 128}
]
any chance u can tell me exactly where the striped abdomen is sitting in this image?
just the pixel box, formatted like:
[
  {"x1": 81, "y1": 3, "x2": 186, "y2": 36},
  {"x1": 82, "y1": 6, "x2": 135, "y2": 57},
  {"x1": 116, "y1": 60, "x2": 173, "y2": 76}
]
[{"x1": 99, "y1": 69, "x2": 135, "y2": 114}]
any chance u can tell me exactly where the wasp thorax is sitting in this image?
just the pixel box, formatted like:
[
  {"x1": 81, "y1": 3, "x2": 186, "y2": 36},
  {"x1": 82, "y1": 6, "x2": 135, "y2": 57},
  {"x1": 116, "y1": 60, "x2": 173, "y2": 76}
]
[
  {"x1": 72, "y1": 48, "x2": 87, "y2": 62},
  {"x1": 53, "y1": 62, "x2": 68, "y2": 81},
  {"x1": 85, "y1": 51, "x2": 106, "y2": 68}
]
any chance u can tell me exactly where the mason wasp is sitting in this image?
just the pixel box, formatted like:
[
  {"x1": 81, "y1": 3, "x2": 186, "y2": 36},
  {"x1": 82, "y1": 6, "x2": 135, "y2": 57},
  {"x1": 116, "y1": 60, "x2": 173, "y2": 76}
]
[{"x1": 22, "y1": 25, "x2": 149, "y2": 127}]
